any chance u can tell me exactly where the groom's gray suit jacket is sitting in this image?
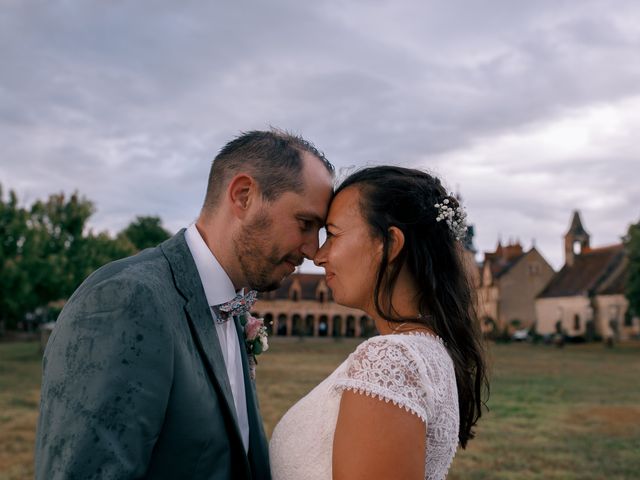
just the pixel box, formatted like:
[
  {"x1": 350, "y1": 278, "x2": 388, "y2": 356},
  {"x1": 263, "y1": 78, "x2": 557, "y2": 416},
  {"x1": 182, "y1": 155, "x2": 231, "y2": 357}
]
[{"x1": 35, "y1": 230, "x2": 271, "y2": 480}]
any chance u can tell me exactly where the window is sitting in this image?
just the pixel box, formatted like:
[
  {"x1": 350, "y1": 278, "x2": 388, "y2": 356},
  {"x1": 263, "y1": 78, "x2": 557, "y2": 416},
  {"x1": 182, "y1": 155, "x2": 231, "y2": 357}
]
[
  {"x1": 573, "y1": 241, "x2": 582, "y2": 255},
  {"x1": 573, "y1": 314, "x2": 581, "y2": 331},
  {"x1": 624, "y1": 310, "x2": 633, "y2": 327},
  {"x1": 608, "y1": 305, "x2": 620, "y2": 322},
  {"x1": 528, "y1": 262, "x2": 540, "y2": 276}
]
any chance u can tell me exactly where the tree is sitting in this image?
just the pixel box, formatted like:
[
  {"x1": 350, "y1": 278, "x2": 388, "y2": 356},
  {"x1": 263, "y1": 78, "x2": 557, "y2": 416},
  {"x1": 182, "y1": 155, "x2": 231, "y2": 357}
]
[
  {"x1": 26, "y1": 192, "x2": 96, "y2": 305},
  {"x1": 0, "y1": 187, "x2": 138, "y2": 330},
  {"x1": 81, "y1": 232, "x2": 136, "y2": 275},
  {"x1": 0, "y1": 184, "x2": 31, "y2": 329},
  {"x1": 625, "y1": 221, "x2": 640, "y2": 318},
  {"x1": 119, "y1": 216, "x2": 171, "y2": 251}
]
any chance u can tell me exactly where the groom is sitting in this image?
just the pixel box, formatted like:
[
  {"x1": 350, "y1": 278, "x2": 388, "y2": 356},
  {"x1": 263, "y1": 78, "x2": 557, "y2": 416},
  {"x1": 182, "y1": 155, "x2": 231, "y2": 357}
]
[{"x1": 35, "y1": 130, "x2": 335, "y2": 479}]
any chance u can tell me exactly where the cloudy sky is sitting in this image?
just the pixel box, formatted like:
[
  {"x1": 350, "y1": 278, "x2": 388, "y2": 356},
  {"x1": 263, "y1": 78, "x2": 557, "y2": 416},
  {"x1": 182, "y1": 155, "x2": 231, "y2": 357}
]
[{"x1": 2, "y1": 0, "x2": 639, "y2": 271}]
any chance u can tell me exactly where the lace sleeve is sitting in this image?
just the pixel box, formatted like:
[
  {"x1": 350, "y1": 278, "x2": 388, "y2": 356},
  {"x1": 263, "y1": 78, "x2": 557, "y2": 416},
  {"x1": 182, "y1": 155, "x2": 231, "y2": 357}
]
[{"x1": 334, "y1": 336, "x2": 432, "y2": 423}]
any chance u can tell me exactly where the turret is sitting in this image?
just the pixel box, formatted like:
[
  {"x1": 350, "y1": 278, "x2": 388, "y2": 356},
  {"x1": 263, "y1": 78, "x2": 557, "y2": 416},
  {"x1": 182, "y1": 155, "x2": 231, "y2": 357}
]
[{"x1": 564, "y1": 210, "x2": 590, "y2": 266}]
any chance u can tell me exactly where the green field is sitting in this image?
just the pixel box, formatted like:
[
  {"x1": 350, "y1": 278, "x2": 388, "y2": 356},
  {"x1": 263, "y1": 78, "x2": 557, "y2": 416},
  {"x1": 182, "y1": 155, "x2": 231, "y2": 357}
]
[{"x1": 1, "y1": 339, "x2": 639, "y2": 479}]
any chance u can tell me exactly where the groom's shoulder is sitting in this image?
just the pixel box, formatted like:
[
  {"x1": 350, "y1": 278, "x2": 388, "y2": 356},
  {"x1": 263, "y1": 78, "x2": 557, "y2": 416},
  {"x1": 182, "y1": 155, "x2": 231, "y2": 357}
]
[
  {"x1": 60, "y1": 232, "x2": 188, "y2": 323},
  {"x1": 51, "y1": 245, "x2": 177, "y2": 340},
  {"x1": 69, "y1": 244, "x2": 175, "y2": 311},
  {"x1": 89, "y1": 245, "x2": 169, "y2": 288},
  {"x1": 88, "y1": 230, "x2": 187, "y2": 287}
]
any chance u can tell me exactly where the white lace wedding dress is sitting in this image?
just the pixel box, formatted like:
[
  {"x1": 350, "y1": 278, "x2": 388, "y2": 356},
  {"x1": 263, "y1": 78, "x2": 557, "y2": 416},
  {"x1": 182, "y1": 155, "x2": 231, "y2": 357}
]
[{"x1": 269, "y1": 333, "x2": 460, "y2": 480}]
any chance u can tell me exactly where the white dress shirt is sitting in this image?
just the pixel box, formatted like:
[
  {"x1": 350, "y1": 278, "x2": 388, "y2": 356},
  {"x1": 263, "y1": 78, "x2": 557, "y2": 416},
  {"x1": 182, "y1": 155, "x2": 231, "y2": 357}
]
[{"x1": 184, "y1": 223, "x2": 250, "y2": 452}]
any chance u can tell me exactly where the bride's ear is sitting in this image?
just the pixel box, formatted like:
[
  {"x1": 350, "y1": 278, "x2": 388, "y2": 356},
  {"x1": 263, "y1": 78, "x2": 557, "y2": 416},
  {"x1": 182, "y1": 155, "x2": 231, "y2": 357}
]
[{"x1": 387, "y1": 226, "x2": 405, "y2": 264}]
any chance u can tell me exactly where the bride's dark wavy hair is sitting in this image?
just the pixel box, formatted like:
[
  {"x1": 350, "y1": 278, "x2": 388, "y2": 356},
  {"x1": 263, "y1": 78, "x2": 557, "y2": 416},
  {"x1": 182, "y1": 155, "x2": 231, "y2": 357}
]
[{"x1": 337, "y1": 166, "x2": 488, "y2": 448}]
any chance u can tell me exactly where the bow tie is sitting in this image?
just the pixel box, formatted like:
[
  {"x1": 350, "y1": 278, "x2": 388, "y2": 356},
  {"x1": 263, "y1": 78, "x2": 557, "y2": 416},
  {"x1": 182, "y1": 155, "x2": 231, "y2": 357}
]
[{"x1": 213, "y1": 290, "x2": 258, "y2": 323}]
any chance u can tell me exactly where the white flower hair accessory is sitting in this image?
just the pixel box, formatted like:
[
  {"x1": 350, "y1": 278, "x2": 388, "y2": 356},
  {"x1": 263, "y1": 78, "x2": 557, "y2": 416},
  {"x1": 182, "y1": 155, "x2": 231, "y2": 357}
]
[{"x1": 434, "y1": 196, "x2": 468, "y2": 241}]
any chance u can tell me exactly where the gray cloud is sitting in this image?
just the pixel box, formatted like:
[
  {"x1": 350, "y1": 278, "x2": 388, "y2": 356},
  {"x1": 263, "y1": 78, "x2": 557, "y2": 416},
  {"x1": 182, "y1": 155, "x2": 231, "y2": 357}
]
[{"x1": 1, "y1": 0, "x2": 639, "y2": 271}]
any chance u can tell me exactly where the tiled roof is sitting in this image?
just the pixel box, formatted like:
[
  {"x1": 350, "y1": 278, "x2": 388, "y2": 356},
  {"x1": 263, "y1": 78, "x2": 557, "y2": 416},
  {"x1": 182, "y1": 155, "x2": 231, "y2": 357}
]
[
  {"x1": 597, "y1": 256, "x2": 628, "y2": 295},
  {"x1": 538, "y1": 244, "x2": 625, "y2": 298},
  {"x1": 493, "y1": 253, "x2": 526, "y2": 278},
  {"x1": 260, "y1": 272, "x2": 331, "y2": 301},
  {"x1": 483, "y1": 242, "x2": 525, "y2": 279}
]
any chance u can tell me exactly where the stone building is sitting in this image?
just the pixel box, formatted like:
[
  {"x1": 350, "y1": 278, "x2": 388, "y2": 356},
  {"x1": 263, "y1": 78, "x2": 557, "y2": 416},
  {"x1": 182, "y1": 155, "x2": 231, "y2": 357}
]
[
  {"x1": 252, "y1": 273, "x2": 376, "y2": 338},
  {"x1": 535, "y1": 211, "x2": 638, "y2": 340},
  {"x1": 592, "y1": 255, "x2": 637, "y2": 340},
  {"x1": 476, "y1": 240, "x2": 555, "y2": 334}
]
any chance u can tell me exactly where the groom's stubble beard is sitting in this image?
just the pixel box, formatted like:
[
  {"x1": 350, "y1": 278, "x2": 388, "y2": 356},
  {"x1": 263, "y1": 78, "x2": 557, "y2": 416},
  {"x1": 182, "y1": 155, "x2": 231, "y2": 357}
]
[{"x1": 235, "y1": 208, "x2": 298, "y2": 292}]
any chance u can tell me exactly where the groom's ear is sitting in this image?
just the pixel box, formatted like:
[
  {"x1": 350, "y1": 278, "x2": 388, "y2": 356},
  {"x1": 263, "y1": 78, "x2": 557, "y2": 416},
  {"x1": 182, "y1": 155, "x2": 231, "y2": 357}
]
[{"x1": 228, "y1": 174, "x2": 257, "y2": 219}]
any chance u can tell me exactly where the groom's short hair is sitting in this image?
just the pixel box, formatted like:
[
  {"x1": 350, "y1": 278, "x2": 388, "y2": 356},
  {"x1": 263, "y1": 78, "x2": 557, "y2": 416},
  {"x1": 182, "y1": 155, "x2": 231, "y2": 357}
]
[{"x1": 202, "y1": 129, "x2": 334, "y2": 210}]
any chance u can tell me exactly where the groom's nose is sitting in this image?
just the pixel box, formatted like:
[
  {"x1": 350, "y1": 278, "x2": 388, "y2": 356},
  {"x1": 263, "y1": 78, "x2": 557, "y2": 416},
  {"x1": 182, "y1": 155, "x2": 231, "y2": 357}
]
[
  {"x1": 300, "y1": 230, "x2": 320, "y2": 260},
  {"x1": 300, "y1": 243, "x2": 319, "y2": 261}
]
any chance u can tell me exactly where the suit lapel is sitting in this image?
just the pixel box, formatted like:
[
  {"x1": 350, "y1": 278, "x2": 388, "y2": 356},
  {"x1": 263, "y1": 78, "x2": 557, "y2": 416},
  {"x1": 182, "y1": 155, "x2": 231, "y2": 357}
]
[
  {"x1": 234, "y1": 316, "x2": 271, "y2": 479},
  {"x1": 160, "y1": 231, "x2": 245, "y2": 452},
  {"x1": 183, "y1": 299, "x2": 239, "y2": 428}
]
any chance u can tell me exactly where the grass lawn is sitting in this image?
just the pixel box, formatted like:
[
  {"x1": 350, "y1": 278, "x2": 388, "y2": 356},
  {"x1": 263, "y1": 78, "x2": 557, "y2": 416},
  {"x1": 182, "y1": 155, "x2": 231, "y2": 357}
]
[
  {"x1": 0, "y1": 342, "x2": 42, "y2": 480},
  {"x1": 1, "y1": 338, "x2": 640, "y2": 479}
]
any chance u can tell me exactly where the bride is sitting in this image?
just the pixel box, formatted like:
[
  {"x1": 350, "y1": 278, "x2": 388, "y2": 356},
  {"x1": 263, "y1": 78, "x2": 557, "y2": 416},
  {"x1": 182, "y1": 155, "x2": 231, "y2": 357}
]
[{"x1": 269, "y1": 166, "x2": 488, "y2": 479}]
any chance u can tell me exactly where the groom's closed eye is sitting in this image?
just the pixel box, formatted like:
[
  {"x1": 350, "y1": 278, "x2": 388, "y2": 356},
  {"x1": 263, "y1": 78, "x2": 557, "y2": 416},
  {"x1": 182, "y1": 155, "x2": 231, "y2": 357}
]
[
  {"x1": 298, "y1": 219, "x2": 313, "y2": 232},
  {"x1": 296, "y1": 212, "x2": 324, "y2": 231}
]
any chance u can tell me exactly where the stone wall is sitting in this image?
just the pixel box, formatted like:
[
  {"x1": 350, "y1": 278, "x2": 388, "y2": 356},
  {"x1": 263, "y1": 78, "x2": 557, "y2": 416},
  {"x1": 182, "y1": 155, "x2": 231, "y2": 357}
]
[
  {"x1": 593, "y1": 294, "x2": 638, "y2": 340},
  {"x1": 498, "y1": 249, "x2": 555, "y2": 330},
  {"x1": 535, "y1": 296, "x2": 592, "y2": 336},
  {"x1": 252, "y1": 299, "x2": 375, "y2": 338}
]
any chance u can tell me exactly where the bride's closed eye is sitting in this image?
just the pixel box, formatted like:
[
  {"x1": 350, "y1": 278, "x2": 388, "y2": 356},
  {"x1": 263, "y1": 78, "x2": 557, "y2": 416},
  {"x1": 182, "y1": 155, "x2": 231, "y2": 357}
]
[{"x1": 325, "y1": 223, "x2": 341, "y2": 237}]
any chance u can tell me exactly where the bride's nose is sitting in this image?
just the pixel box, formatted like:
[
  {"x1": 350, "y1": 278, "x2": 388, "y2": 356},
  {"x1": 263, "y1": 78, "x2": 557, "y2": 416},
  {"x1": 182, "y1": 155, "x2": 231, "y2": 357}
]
[{"x1": 313, "y1": 243, "x2": 327, "y2": 267}]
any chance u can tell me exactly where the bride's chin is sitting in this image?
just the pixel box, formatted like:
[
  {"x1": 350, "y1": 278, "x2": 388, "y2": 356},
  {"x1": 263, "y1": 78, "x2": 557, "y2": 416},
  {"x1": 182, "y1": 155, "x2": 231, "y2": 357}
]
[
  {"x1": 329, "y1": 289, "x2": 343, "y2": 305},
  {"x1": 329, "y1": 285, "x2": 361, "y2": 310},
  {"x1": 332, "y1": 292, "x2": 357, "y2": 310}
]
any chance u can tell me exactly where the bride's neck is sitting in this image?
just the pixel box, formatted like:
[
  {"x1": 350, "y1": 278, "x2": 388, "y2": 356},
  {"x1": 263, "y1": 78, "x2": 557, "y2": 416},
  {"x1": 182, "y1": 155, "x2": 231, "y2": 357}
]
[{"x1": 368, "y1": 267, "x2": 423, "y2": 335}]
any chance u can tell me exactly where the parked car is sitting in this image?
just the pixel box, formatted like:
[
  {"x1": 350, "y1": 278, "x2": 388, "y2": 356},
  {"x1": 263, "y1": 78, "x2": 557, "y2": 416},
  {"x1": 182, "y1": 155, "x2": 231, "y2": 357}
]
[{"x1": 511, "y1": 329, "x2": 530, "y2": 342}]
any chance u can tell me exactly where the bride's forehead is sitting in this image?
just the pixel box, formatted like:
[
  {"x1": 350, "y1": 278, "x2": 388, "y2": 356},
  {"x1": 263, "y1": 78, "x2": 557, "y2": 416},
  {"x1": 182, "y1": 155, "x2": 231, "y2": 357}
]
[{"x1": 329, "y1": 190, "x2": 362, "y2": 217}]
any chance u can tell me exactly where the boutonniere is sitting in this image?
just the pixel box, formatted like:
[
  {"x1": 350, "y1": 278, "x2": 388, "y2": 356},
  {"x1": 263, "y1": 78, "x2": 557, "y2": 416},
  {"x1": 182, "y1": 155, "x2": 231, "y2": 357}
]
[{"x1": 239, "y1": 313, "x2": 269, "y2": 380}]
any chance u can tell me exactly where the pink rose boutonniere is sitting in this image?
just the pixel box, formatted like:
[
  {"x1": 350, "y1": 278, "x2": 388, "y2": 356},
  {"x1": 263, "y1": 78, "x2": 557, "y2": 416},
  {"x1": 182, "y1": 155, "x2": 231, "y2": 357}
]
[{"x1": 239, "y1": 313, "x2": 269, "y2": 380}]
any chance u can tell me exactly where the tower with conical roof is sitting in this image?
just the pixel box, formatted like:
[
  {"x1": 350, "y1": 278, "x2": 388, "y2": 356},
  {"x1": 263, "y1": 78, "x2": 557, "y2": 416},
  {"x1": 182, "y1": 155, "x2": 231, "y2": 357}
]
[{"x1": 564, "y1": 210, "x2": 590, "y2": 266}]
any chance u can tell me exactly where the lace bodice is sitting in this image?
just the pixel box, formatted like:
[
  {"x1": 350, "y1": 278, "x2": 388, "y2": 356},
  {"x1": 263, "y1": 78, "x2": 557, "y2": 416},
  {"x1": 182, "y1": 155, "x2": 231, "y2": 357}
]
[{"x1": 269, "y1": 333, "x2": 459, "y2": 480}]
